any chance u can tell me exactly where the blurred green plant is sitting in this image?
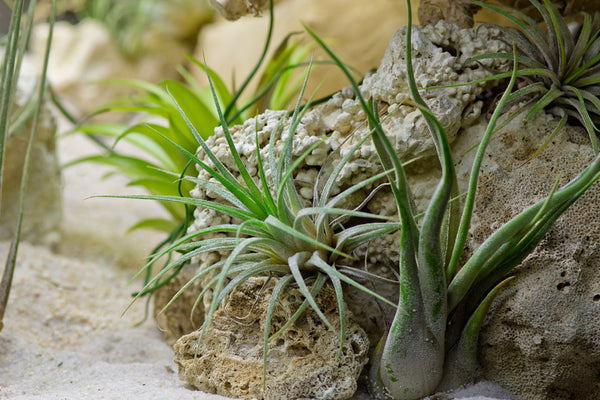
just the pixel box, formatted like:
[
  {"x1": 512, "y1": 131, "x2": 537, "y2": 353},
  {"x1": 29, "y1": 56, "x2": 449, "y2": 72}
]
[
  {"x1": 73, "y1": 0, "x2": 214, "y2": 57},
  {"x1": 467, "y1": 0, "x2": 600, "y2": 154},
  {"x1": 308, "y1": 0, "x2": 600, "y2": 397},
  {"x1": 0, "y1": 0, "x2": 56, "y2": 330},
  {"x1": 66, "y1": 2, "x2": 322, "y2": 233}
]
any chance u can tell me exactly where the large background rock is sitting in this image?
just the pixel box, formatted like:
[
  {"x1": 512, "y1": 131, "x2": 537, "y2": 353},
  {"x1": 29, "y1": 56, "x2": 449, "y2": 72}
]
[{"x1": 457, "y1": 110, "x2": 600, "y2": 400}]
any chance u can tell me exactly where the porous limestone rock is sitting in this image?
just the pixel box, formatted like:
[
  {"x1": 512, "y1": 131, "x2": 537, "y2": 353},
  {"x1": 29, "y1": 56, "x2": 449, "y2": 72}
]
[
  {"x1": 174, "y1": 277, "x2": 369, "y2": 400},
  {"x1": 452, "y1": 109, "x2": 600, "y2": 400},
  {"x1": 418, "y1": 0, "x2": 481, "y2": 28},
  {"x1": 0, "y1": 76, "x2": 61, "y2": 246}
]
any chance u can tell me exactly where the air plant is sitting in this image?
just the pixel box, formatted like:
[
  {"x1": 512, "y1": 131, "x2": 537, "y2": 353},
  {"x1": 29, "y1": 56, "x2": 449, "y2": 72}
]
[
  {"x1": 467, "y1": 0, "x2": 600, "y2": 153},
  {"x1": 118, "y1": 60, "x2": 403, "y2": 384},
  {"x1": 307, "y1": 0, "x2": 600, "y2": 398},
  {"x1": 0, "y1": 0, "x2": 57, "y2": 330}
]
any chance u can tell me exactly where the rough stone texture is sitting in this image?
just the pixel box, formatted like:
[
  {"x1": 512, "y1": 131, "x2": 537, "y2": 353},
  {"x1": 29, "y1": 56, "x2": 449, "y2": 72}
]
[
  {"x1": 209, "y1": 0, "x2": 270, "y2": 20},
  {"x1": 454, "y1": 109, "x2": 600, "y2": 400},
  {"x1": 174, "y1": 277, "x2": 369, "y2": 400},
  {"x1": 193, "y1": 0, "x2": 421, "y2": 102},
  {"x1": 419, "y1": 0, "x2": 481, "y2": 28},
  {"x1": 0, "y1": 76, "x2": 62, "y2": 245}
]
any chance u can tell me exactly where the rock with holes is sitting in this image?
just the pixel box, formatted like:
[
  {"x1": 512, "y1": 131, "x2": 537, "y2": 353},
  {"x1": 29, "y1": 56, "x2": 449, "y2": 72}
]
[
  {"x1": 208, "y1": 0, "x2": 270, "y2": 20},
  {"x1": 418, "y1": 0, "x2": 481, "y2": 28},
  {"x1": 449, "y1": 108, "x2": 600, "y2": 400},
  {"x1": 173, "y1": 277, "x2": 369, "y2": 400}
]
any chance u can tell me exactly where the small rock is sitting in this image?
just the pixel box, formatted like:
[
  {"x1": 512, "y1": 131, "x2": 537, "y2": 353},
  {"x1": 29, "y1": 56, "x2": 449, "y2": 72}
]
[{"x1": 174, "y1": 277, "x2": 369, "y2": 400}]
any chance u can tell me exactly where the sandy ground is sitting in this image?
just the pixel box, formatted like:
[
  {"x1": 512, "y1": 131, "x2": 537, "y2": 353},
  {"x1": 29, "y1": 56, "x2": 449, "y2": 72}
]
[{"x1": 0, "y1": 128, "x2": 233, "y2": 399}]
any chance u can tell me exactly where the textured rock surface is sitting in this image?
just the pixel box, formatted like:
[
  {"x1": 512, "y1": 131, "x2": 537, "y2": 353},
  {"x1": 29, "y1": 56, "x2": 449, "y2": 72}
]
[
  {"x1": 0, "y1": 76, "x2": 61, "y2": 245},
  {"x1": 174, "y1": 277, "x2": 369, "y2": 400},
  {"x1": 209, "y1": 0, "x2": 270, "y2": 20},
  {"x1": 418, "y1": 0, "x2": 481, "y2": 28},
  {"x1": 455, "y1": 109, "x2": 600, "y2": 400}
]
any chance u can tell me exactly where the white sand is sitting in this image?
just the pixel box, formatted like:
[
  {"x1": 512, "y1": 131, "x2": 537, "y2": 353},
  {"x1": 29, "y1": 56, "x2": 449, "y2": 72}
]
[{"x1": 0, "y1": 131, "x2": 231, "y2": 400}]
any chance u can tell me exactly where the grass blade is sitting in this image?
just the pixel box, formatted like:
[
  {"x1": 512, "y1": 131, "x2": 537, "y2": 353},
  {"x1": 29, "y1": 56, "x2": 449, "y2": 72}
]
[{"x1": 1, "y1": 0, "x2": 56, "y2": 330}]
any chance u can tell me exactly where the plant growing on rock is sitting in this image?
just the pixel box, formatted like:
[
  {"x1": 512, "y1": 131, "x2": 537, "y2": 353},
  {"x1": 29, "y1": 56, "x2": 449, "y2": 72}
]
[
  {"x1": 468, "y1": 0, "x2": 600, "y2": 153},
  {"x1": 112, "y1": 0, "x2": 600, "y2": 397},
  {"x1": 307, "y1": 0, "x2": 600, "y2": 398},
  {"x1": 121, "y1": 61, "x2": 403, "y2": 384}
]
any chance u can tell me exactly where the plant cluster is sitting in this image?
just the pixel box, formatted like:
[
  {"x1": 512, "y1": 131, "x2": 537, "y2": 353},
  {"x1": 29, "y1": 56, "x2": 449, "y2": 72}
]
[
  {"x1": 115, "y1": 0, "x2": 600, "y2": 399},
  {"x1": 123, "y1": 62, "x2": 402, "y2": 381}
]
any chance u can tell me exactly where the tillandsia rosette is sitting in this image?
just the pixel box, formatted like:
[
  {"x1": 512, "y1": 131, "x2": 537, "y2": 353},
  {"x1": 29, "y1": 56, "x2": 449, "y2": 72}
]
[
  {"x1": 468, "y1": 0, "x2": 600, "y2": 153},
  {"x1": 124, "y1": 62, "x2": 404, "y2": 383}
]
